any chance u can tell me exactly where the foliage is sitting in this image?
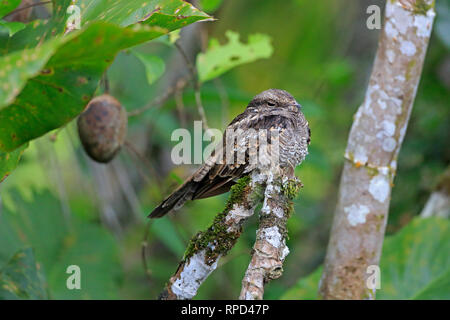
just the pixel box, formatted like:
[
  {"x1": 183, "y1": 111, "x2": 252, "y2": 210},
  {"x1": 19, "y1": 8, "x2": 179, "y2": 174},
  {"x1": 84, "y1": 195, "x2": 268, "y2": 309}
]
[
  {"x1": 196, "y1": 31, "x2": 273, "y2": 83},
  {"x1": 0, "y1": 248, "x2": 48, "y2": 300},
  {"x1": 0, "y1": 0, "x2": 21, "y2": 18},
  {"x1": 0, "y1": 0, "x2": 448, "y2": 300},
  {"x1": 0, "y1": 20, "x2": 25, "y2": 36},
  {"x1": 199, "y1": 0, "x2": 224, "y2": 13},
  {"x1": 0, "y1": 189, "x2": 121, "y2": 299},
  {"x1": 132, "y1": 51, "x2": 166, "y2": 85},
  {"x1": 281, "y1": 218, "x2": 450, "y2": 300},
  {"x1": 0, "y1": 143, "x2": 27, "y2": 182},
  {"x1": 0, "y1": 0, "x2": 210, "y2": 153}
]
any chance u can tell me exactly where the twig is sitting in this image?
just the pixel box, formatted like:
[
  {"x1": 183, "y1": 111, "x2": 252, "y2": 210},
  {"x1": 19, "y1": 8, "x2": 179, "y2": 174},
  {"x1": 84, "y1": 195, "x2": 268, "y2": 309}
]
[
  {"x1": 159, "y1": 174, "x2": 264, "y2": 300},
  {"x1": 175, "y1": 79, "x2": 187, "y2": 128},
  {"x1": 111, "y1": 159, "x2": 142, "y2": 222},
  {"x1": 174, "y1": 42, "x2": 209, "y2": 130},
  {"x1": 3, "y1": 0, "x2": 51, "y2": 19},
  {"x1": 240, "y1": 169, "x2": 301, "y2": 300},
  {"x1": 213, "y1": 78, "x2": 230, "y2": 128},
  {"x1": 141, "y1": 221, "x2": 153, "y2": 283},
  {"x1": 102, "y1": 71, "x2": 110, "y2": 94},
  {"x1": 159, "y1": 167, "x2": 302, "y2": 300},
  {"x1": 124, "y1": 140, "x2": 163, "y2": 188},
  {"x1": 127, "y1": 78, "x2": 188, "y2": 117}
]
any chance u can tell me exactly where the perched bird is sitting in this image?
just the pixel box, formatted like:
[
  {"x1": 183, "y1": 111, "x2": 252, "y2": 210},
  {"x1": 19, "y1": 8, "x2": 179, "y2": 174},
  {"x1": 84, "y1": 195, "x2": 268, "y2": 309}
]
[{"x1": 149, "y1": 89, "x2": 310, "y2": 218}]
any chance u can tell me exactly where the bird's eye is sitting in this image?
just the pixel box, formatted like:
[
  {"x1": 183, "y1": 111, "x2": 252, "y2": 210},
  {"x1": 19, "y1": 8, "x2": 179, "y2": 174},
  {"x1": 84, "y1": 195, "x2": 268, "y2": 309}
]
[{"x1": 267, "y1": 101, "x2": 276, "y2": 107}]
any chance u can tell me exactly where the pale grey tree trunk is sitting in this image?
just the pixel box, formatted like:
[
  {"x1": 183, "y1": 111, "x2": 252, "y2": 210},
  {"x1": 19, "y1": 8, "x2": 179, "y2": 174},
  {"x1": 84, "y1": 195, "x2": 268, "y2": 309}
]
[{"x1": 319, "y1": 0, "x2": 436, "y2": 300}]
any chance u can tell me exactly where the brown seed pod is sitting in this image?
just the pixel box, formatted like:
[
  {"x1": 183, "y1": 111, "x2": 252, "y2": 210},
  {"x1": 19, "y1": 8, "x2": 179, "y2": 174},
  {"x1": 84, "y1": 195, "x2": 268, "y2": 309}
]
[{"x1": 77, "y1": 94, "x2": 127, "y2": 163}]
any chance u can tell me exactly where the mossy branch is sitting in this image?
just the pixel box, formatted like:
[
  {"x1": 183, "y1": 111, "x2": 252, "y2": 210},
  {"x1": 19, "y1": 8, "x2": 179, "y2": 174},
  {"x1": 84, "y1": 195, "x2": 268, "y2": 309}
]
[
  {"x1": 159, "y1": 168, "x2": 302, "y2": 300},
  {"x1": 239, "y1": 172, "x2": 302, "y2": 300},
  {"x1": 159, "y1": 175, "x2": 263, "y2": 300}
]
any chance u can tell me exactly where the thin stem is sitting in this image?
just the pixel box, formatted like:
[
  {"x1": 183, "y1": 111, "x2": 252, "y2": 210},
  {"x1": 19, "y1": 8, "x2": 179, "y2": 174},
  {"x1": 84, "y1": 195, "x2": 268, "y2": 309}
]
[
  {"x1": 102, "y1": 71, "x2": 110, "y2": 94},
  {"x1": 174, "y1": 42, "x2": 209, "y2": 130},
  {"x1": 127, "y1": 79, "x2": 187, "y2": 117},
  {"x1": 3, "y1": 0, "x2": 51, "y2": 19},
  {"x1": 141, "y1": 221, "x2": 153, "y2": 284}
]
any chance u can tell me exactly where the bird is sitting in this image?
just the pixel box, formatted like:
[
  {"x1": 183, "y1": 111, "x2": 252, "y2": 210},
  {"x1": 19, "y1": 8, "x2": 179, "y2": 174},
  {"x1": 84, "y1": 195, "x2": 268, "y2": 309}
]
[{"x1": 149, "y1": 89, "x2": 310, "y2": 218}]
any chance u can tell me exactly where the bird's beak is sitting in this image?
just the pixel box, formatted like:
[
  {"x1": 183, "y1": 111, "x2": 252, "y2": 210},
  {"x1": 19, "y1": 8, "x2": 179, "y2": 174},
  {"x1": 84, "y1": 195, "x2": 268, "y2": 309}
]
[{"x1": 292, "y1": 102, "x2": 301, "y2": 111}]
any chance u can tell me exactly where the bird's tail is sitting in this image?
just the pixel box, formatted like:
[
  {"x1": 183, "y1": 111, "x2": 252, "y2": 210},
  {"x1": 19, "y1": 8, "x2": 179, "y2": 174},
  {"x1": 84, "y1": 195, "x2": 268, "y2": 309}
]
[{"x1": 148, "y1": 179, "x2": 197, "y2": 219}]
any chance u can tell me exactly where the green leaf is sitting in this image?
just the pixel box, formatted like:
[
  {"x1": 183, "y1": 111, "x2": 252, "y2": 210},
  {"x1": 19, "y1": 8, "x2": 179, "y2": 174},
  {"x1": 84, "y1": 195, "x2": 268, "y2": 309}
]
[
  {"x1": 199, "y1": 0, "x2": 224, "y2": 13},
  {"x1": 378, "y1": 217, "x2": 450, "y2": 299},
  {"x1": 0, "y1": 0, "x2": 210, "y2": 153},
  {"x1": 0, "y1": 20, "x2": 25, "y2": 36},
  {"x1": 46, "y1": 223, "x2": 121, "y2": 299},
  {"x1": 281, "y1": 267, "x2": 322, "y2": 300},
  {"x1": 196, "y1": 30, "x2": 273, "y2": 83},
  {"x1": 0, "y1": 248, "x2": 48, "y2": 300},
  {"x1": 0, "y1": 143, "x2": 27, "y2": 183},
  {"x1": 0, "y1": 0, "x2": 21, "y2": 19},
  {"x1": 0, "y1": 23, "x2": 167, "y2": 152},
  {"x1": 150, "y1": 218, "x2": 186, "y2": 257},
  {"x1": 0, "y1": 189, "x2": 122, "y2": 299},
  {"x1": 132, "y1": 51, "x2": 166, "y2": 85},
  {"x1": 64, "y1": 0, "x2": 211, "y2": 28},
  {"x1": 282, "y1": 218, "x2": 450, "y2": 300}
]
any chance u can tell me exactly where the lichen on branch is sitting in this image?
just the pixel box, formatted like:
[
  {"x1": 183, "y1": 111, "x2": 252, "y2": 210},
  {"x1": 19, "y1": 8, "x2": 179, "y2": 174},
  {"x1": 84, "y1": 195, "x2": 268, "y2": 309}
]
[
  {"x1": 239, "y1": 169, "x2": 302, "y2": 300},
  {"x1": 159, "y1": 174, "x2": 264, "y2": 300},
  {"x1": 320, "y1": 0, "x2": 436, "y2": 300}
]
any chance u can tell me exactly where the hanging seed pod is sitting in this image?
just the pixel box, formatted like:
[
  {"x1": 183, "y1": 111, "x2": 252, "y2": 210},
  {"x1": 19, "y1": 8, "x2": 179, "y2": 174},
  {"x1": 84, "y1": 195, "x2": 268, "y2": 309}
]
[{"x1": 77, "y1": 94, "x2": 127, "y2": 163}]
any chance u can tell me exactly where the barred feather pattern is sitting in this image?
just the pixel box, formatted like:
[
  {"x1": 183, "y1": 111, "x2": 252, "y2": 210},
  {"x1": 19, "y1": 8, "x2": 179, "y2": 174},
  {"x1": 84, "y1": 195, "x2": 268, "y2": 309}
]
[{"x1": 149, "y1": 89, "x2": 310, "y2": 218}]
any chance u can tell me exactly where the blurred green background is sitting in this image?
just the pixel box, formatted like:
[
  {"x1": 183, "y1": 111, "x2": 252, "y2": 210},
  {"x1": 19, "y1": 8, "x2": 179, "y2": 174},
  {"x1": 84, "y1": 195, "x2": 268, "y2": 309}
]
[{"x1": 0, "y1": 0, "x2": 449, "y2": 299}]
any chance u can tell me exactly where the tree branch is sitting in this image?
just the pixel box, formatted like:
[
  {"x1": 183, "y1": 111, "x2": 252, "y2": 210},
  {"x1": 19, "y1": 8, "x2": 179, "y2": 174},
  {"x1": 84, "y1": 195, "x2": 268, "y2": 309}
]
[
  {"x1": 240, "y1": 169, "x2": 302, "y2": 300},
  {"x1": 319, "y1": 0, "x2": 436, "y2": 300},
  {"x1": 159, "y1": 174, "x2": 264, "y2": 300}
]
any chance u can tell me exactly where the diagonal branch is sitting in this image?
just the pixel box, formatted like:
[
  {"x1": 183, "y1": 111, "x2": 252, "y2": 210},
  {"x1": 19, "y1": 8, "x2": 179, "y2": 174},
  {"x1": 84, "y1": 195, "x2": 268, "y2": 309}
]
[
  {"x1": 240, "y1": 169, "x2": 302, "y2": 300},
  {"x1": 159, "y1": 174, "x2": 264, "y2": 300}
]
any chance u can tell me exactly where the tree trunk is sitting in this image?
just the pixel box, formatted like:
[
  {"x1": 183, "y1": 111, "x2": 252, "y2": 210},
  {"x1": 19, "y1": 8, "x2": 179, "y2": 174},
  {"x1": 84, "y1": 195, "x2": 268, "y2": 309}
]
[{"x1": 319, "y1": 0, "x2": 436, "y2": 300}]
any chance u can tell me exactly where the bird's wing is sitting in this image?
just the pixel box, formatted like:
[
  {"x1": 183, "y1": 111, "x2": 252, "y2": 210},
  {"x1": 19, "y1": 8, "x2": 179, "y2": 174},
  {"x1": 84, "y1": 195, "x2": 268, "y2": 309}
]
[
  {"x1": 148, "y1": 109, "x2": 299, "y2": 218},
  {"x1": 191, "y1": 109, "x2": 297, "y2": 200}
]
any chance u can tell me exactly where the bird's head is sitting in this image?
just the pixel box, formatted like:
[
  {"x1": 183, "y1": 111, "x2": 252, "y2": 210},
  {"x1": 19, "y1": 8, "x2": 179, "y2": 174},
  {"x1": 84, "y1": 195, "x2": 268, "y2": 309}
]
[{"x1": 248, "y1": 89, "x2": 301, "y2": 112}]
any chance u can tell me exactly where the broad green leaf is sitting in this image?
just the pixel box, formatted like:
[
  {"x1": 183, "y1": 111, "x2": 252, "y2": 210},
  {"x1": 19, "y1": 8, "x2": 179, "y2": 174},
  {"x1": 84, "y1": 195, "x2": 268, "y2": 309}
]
[
  {"x1": 73, "y1": 0, "x2": 211, "y2": 28},
  {"x1": 47, "y1": 223, "x2": 121, "y2": 299},
  {"x1": 196, "y1": 30, "x2": 273, "y2": 83},
  {"x1": 0, "y1": 189, "x2": 122, "y2": 299},
  {"x1": 154, "y1": 30, "x2": 181, "y2": 46},
  {"x1": 0, "y1": 20, "x2": 25, "y2": 36},
  {"x1": 0, "y1": 248, "x2": 48, "y2": 300},
  {"x1": 0, "y1": 143, "x2": 27, "y2": 183},
  {"x1": 150, "y1": 218, "x2": 186, "y2": 257},
  {"x1": 132, "y1": 51, "x2": 166, "y2": 85},
  {"x1": 378, "y1": 217, "x2": 450, "y2": 299},
  {"x1": 0, "y1": 22, "x2": 168, "y2": 152},
  {"x1": 281, "y1": 267, "x2": 322, "y2": 300},
  {"x1": 0, "y1": 0, "x2": 211, "y2": 153},
  {"x1": 282, "y1": 218, "x2": 450, "y2": 300},
  {"x1": 412, "y1": 269, "x2": 450, "y2": 299},
  {"x1": 0, "y1": 0, "x2": 21, "y2": 19}
]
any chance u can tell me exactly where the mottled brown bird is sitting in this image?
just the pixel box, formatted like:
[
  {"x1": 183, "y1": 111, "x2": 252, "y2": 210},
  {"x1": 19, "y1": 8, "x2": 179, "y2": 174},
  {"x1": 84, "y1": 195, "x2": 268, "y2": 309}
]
[{"x1": 149, "y1": 89, "x2": 310, "y2": 218}]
